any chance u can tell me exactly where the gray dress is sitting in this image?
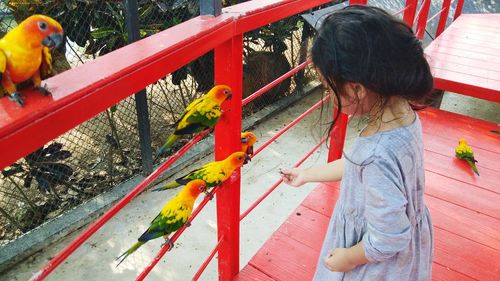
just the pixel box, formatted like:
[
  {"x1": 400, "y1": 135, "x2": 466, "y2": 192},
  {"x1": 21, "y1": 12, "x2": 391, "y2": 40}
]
[{"x1": 313, "y1": 115, "x2": 433, "y2": 281}]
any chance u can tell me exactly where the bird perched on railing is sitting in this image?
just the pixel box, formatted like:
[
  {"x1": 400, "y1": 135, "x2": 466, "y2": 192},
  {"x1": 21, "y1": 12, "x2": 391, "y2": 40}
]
[
  {"x1": 455, "y1": 138, "x2": 479, "y2": 176},
  {"x1": 116, "y1": 179, "x2": 207, "y2": 266},
  {"x1": 241, "y1": 131, "x2": 257, "y2": 163},
  {"x1": 157, "y1": 85, "x2": 232, "y2": 156},
  {"x1": 152, "y1": 151, "x2": 249, "y2": 192},
  {"x1": 0, "y1": 15, "x2": 64, "y2": 106}
]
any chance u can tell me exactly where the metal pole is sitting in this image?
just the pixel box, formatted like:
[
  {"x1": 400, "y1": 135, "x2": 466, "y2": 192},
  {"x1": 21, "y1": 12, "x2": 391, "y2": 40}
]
[
  {"x1": 200, "y1": 0, "x2": 222, "y2": 16},
  {"x1": 123, "y1": 0, "x2": 153, "y2": 174}
]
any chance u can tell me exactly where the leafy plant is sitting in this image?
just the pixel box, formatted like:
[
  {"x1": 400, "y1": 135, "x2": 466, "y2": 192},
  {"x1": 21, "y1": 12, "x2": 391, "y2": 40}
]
[
  {"x1": 244, "y1": 16, "x2": 302, "y2": 54},
  {"x1": 2, "y1": 142, "x2": 73, "y2": 195}
]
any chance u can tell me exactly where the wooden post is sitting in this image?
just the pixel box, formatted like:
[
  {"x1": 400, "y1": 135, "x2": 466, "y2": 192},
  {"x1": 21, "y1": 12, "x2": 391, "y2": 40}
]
[{"x1": 214, "y1": 34, "x2": 243, "y2": 280}]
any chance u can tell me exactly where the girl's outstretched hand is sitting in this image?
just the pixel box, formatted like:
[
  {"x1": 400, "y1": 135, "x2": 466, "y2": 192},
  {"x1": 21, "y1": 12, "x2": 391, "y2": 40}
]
[{"x1": 280, "y1": 168, "x2": 307, "y2": 187}]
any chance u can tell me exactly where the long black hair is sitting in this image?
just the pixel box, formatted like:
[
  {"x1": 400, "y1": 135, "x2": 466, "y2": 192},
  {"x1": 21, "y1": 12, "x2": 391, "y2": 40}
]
[{"x1": 312, "y1": 5, "x2": 433, "y2": 129}]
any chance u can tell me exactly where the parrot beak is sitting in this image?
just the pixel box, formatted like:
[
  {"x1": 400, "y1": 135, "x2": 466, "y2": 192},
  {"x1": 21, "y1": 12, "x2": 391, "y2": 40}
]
[
  {"x1": 240, "y1": 138, "x2": 247, "y2": 144},
  {"x1": 42, "y1": 32, "x2": 64, "y2": 49},
  {"x1": 226, "y1": 93, "x2": 233, "y2": 100},
  {"x1": 244, "y1": 154, "x2": 252, "y2": 164}
]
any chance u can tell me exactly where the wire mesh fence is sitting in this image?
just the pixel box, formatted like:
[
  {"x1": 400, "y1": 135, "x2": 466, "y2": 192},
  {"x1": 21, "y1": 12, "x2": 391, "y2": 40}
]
[{"x1": 0, "y1": 0, "x2": 323, "y2": 245}]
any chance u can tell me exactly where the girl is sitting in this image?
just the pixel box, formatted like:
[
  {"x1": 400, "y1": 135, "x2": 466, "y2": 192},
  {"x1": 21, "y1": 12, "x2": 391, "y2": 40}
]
[{"x1": 280, "y1": 5, "x2": 434, "y2": 281}]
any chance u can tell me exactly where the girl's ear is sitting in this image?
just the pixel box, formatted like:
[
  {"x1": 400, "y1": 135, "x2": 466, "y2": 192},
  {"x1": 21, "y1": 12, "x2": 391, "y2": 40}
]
[{"x1": 346, "y1": 81, "x2": 367, "y2": 101}]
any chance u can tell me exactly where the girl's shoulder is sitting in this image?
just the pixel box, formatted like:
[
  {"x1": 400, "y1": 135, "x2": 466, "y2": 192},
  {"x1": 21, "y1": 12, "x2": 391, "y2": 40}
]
[{"x1": 350, "y1": 115, "x2": 423, "y2": 163}]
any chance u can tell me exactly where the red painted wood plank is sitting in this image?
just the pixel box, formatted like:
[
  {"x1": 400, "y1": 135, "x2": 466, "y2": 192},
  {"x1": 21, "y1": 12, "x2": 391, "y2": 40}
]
[
  {"x1": 451, "y1": 14, "x2": 500, "y2": 29},
  {"x1": 425, "y1": 171, "x2": 500, "y2": 219},
  {"x1": 420, "y1": 107, "x2": 498, "y2": 131},
  {"x1": 426, "y1": 44, "x2": 500, "y2": 64},
  {"x1": 424, "y1": 150, "x2": 499, "y2": 193},
  {"x1": 426, "y1": 54, "x2": 500, "y2": 77},
  {"x1": 422, "y1": 132, "x2": 500, "y2": 172},
  {"x1": 432, "y1": 263, "x2": 477, "y2": 281},
  {"x1": 418, "y1": 110, "x2": 500, "y2": 154},
  {"x1": 428, "y1": 62, "x2": 500, "y2": 83},
  {"x1": 278, "y1": 205, "x2": 331, "y2": 251},
  {"x1": 425, "y1": 195, "x2": 500, "y2": 250},
  {"x1": 235, "y1": 264, "x2": 275, "y2": 281},
  {"x1": 300, "y1": 182, "x2": 340, "y2": 217},
  {"x1": 248, "y1": 231, "x2": 319, "y2": 281},
  {"x1": 425, "y1": 13, "x2": 500, "y2": 100},
  {"x1": 434, "y1": 227, "x2": 500, "y2": 281},
  {"x1": 431, "y1": 69, "x2": 500, "y2": 94},
  {"x1": 226, "y1": 0, "x2": 332, "y2": 34},
  {"x1": 433, "y1": 37, "x2": 500, "y2": 53},
  {"x1": 432, "y1": 77, "x2": 499, "y2": 102},
  {"x1": 443, "y1": 23, "x2": 500, "y2": 37}
]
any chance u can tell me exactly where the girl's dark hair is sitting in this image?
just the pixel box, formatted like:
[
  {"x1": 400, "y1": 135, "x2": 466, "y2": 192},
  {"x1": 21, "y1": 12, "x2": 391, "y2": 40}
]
[{"x1": 312, "y1": 5, "x2": 433, "y2": 126}]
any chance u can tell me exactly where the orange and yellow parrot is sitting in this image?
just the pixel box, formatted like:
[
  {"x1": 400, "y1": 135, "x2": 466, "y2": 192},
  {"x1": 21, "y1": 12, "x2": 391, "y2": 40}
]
[
  {"x1": 152, "y1": 151, "x2": 249, "y2": 192},
  {"x1": 0, "y1": 15, "x2": 64, "y2": 106},
  {"x1": 241, "y1": 131, "x2": 257, "y2": 163},
  {"x1": 116, "y1": 179, "x2": 207, "y2": 266},
  {"x1": 158, "y1": 85, "x2": 232, "y2": 155},
  {"x1": 455, "y1": 138, "x2": 479, "y2": 176}
]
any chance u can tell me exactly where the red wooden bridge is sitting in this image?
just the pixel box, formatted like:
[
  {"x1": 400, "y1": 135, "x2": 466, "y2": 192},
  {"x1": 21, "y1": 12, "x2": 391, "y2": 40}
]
[{"x1": 0, "y1": 0, "x2": 498, "y2": 280}]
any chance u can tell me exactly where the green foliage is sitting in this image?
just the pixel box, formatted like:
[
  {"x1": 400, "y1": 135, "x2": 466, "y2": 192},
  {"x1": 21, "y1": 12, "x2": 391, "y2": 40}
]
[
  {"x1": 2, "y1": 142, "x2": 73, "y2": 193},
  {"x1": 245, "y1": 15, "x2": 302, "y2": 54}
]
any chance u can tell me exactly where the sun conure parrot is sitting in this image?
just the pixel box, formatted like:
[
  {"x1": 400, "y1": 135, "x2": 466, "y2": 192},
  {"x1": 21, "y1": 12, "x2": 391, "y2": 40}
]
[
  {"x1": 241, "y1": 131, "x2": 257, "y2": 163},
  {"x1": 0, "y1": 15, "x2": 64, "y2": 106},
  {"x1": 455, "y1": 138, "x2": 479, "y2": 176},
  {"x1": 152, "y1": 151, "x2": 249, "y2": 192},
  {"x1": 158, "y1": 85, "x2": 232, "y2": 156},
  {"x1": 116, "y1": 179, "x2": 207, "y2": 266}
]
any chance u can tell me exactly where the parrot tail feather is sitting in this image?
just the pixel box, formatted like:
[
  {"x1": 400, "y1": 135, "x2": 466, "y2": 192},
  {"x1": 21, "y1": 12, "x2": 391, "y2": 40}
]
[
  {"x1": 466, "y1": 159, "x2": 480, "y2": 176},
  {"x1": 158, "y1": 134, "x2": 181, "y2": 156},
  {"x1": 116, "y1": 241, "x2": 145, "y2": 267},
  {"x1": 151, "y1": 181, "x2": 181, "y2": 192}
]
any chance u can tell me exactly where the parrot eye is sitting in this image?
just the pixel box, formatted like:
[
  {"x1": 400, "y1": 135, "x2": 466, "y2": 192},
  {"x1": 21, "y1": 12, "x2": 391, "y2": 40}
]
[
  {"x1": 224, "y1": 90, "x2": 229, "y2": 95},
  {"x1": 38, "y1": 21, "x2": 48, "y2": 31},
  {"x1": 238, "y1": 156, "x2": 242, "y2": 160}
]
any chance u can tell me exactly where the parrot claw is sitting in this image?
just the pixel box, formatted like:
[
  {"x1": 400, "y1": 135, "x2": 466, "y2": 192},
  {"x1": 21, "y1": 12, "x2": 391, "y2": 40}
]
[
  {"x1": 185, "y1": 221, "x2": 192, "y2": 227},
  {"x1": 204, "y1": 190, "x2": 214, "y2": 200},
  {"x1": 8, "y1": 92, "x2": 25, "y2": 107},
  {"x1": 37, "y1": 84, "x2": 52, "y2": 96},
  {"x1": 161, "y1": 238, "x2": 174, "y2": 251}
]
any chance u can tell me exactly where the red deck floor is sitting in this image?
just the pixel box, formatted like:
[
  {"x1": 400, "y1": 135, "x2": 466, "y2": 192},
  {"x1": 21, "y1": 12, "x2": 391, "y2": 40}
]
[
  {"x1": 236, "y1": 107, "x2": 500, "y2": 281},
  {"x1": 425, "y1": 13, "x2": 500, "y2": 102}
]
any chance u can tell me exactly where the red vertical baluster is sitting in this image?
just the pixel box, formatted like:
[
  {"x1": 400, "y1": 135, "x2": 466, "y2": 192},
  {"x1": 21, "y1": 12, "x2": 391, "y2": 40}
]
[
  {"x1": 327, "y1": 109, "x2": 348, "y2": 162},
  {"x1": 349, "y1": 0, "x2": 368, "y2": 4},
  {"x1": 454, "y1": 0, "x2": 464, "y2": 20},
  {"x1": 416, "y1": 0, "x2": 432, "y2": 39},
  {"x1": 213, "y1": 34, "x2": 243, "y2": 280},
  {"x1": 403, "y1": 0, "x2": 418, "y2": 26},
  {"x1": 436, "y1": 0, "x2": 452, "y2": 37}
]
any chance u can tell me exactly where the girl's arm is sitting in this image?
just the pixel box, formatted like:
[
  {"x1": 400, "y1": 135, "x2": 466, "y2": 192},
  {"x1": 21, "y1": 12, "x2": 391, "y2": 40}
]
[{"x1": 281, "y1": 158, "x2": 345, "y2": 187}]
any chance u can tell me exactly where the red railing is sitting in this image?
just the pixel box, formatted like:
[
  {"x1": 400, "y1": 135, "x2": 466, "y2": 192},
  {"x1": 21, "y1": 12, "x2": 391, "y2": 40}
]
[{"x1": 0, "y1": 0, "x2": 461, "y2": 280}]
